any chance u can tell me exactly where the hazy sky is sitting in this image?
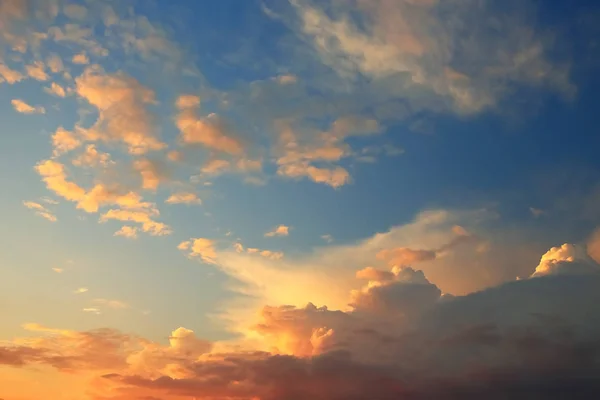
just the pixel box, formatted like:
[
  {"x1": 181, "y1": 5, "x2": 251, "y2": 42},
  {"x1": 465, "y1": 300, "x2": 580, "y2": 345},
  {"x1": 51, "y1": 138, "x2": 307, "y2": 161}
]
[{"x1": 2, "y1": 0, "x2": 600, "y2": 399}]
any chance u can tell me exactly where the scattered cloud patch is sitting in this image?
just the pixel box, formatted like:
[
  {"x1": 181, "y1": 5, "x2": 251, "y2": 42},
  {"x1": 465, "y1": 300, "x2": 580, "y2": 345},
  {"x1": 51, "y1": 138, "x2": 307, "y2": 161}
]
[
  {"x1": 22, "y1": 200, "x2": 57, "y2": 222},
  {"x1": 11, "y1": 99, "x2": 45, "y2": 114},
  {"x1": 265, "y1": 224, "x2": 290, "y2": 237},
  {"x1": 165, "y1": 192, "x2": 201, "y2": 205}
]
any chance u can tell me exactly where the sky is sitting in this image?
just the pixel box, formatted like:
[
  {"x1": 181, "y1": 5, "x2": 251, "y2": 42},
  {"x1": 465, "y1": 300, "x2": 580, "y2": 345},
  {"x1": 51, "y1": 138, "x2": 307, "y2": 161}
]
[{"x1": 1, "y1": 0, "x2": 600, "y2": 399}]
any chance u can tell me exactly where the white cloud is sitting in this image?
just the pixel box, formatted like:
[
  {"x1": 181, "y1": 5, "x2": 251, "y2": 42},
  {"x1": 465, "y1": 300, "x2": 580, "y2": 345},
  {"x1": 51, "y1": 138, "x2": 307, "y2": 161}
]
[
  {"x1": 290, "y1": 0, "x2": 575, "y2": 115},
  {"x1": 530, "y1": 243, "x2": 600, "y2": 277}
]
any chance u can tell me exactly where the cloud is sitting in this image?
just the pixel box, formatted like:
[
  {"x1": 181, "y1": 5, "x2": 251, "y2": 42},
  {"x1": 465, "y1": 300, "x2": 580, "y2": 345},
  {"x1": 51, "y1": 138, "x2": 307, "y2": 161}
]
[
  {"x1": 22, "y1": 200, "x2": 57, "y2": 222},
  {"x1": 46, "y1": 53, "x2": 64, "y2": 73},
  {"x1": 265, "y1": 224, "x2": 290, "y2": 237},
  {"x1": 321, "y1": 234, "x2": 334, "y2": 243},
  {"x1": 75, "y1": 67, "x2": 165, "y2": 154},
  {"x1": 72, "y1": 52, "x2": 90, "y2": 65},
  {"x1": 8, "y1": 271, "x2": 600, "y2": 399},
  {"x1": 25, "y1": 61, "x2": 49, "y2": 81},
  {"x1": 4, "y1": 242, "x2": 600, "y2": 399},
  {"x1": 530, "y1": 207, "x2": 545, "y2": 217},
  {"x1": 51, "y1": 127, "x2": 81, "y2": 156},
  {"x1": 530, "y1": 243, "x2": 600, "y2": 277},
  {"x1": 44, "y1": 82, "x2": 67, "y2": 97},
  {"x1": 11, "y1": 99, "x2": 45, "y2": 114},
  {"x1": 275, "y1": 73, "x2": 298, "y2": 85},
  {"x1": 289, "y1": 0, "x2": 575, "y2": 115},
  {"x1": 71, "y1": 144, "x2": 112, "y2": 168},
  {"x1": 64, "y1": 4, "x2": 87, "y2": 21},
  {"x1": 92, "y1": 299, "x2": 129, "y2": 309},
  {"x1": 35, "y1": 159, "x2": 155, "y2": 213},
  {"x1": 274, "y1": 116, "x2": 379, "y2": 187},
  {"x1": 100, "y1": 209, "x2": 171, "y2": 237},
  {"x1": 176, "y1": 110, "x2": 244, "y2": 155},
  {"x1": 174, "y1": 94, "x2": 200, "y2": 109},
  {"x1": 178, "y1": 238, "x2": 218, "y2": 264},
  {"x1": 133, "y1": 158, "x2": 170, "y2": 191},
  {"x1": 0, "y1": 63, "x2": 24, "y2": 84},
  {"x1": 587, "y1": 227, "x2": 600, "y2": 265},
  {"x1": 165, "y1": 192, "x2": 201, "y2": 205},
  {"x1": 114, "y1": 226, "x2": 138, "y2": 239}
]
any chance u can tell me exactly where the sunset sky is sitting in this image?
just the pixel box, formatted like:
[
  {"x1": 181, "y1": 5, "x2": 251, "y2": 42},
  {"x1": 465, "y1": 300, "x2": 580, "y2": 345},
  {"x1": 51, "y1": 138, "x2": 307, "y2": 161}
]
[{"x1": 2, "y1": 0, "x2": 600, "y2": 399}]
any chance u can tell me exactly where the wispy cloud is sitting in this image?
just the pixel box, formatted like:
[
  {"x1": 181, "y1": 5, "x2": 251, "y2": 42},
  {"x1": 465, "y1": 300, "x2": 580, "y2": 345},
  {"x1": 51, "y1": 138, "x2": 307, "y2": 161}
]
[{"x1": 22, "y1": 200, "x2": 57, "y2": 222}]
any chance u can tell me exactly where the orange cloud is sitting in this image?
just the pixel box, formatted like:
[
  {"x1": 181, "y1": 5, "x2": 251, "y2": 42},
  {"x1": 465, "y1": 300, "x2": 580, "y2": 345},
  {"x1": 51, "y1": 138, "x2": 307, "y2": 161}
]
[
  {"x1": 72, "y1": 52, "x2": 90, "y2": 64},
  {"x1": 22, "y1": 200, "x2": 57, "y2": 222},
  {"x1": 44, "y1": 81, "x2": 67, "y2": 97},
  {"x1": 265, "y1": 224, "x2": 290, "y2": 237},
  {"x1": 25, "y1": 61, "x2": 49, "y2": 81},
  {"x1": 275, "y1": 117, "x2": 379, "y2": 187},
  {"x1": 176, "y1": 110, "x2": 244, "y2": 155},
  {"x1": 178, "y1": 238, "x2": 218, "y2": 264},
  {"x1": 0, "y1": 63, "x2": 24, "y2": 83},
  {"x1": 51, "y1": 127, "x2": 82, "y2": 155},
  {"x1": 75, "y1": 68, "x2": 165, "y2": 154},
  {"x1": 35, "y1": 159, "x2": 152, "y2": 214},
  {"x1": 100, "y1": 209, "x2": 171, "y2": 236},
  {"x1": 11, "y1": 99, "x2": 45, "y2": 114},
  {"x1": 71, "y1": 144, "x2": 112, "y2": 168},
  {"x1": 165, "y1": 192, "x2": 201, "y2": 205},
  {"x1": 175, "y1": 94, "x2": 200, "y2": 109},
  {"x1": 133, "y1": 158, "x2": 170, "y2": 191},
  {"x1": 114, "y1": 226, "x2": 138, "y2": 239}
]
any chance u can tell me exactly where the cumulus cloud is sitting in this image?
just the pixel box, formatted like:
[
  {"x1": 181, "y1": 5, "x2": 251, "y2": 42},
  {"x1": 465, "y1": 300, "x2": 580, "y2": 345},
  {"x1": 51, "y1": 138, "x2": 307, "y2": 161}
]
[
  {"x1": 4, "y1": 251, "x2": 600, "y2": 400},
  {"x1": 265, "y1": 224, "x2": 290, "y2": 237},
  {"x1": 11, "y1": 99, "x2": 45, "y2": 114},
  {"x1": 587, "y1": 227, "x2": 600, "y2": 265},
  {"x1": 530, "y1": 243, "x2": 600, "y2": 277}
]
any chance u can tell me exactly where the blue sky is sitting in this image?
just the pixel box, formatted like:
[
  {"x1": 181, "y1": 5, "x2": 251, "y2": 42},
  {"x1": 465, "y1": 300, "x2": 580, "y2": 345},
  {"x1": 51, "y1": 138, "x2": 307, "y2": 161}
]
[{"x1": 2, "y1": 1, "x2": 600, "y2": 399}]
